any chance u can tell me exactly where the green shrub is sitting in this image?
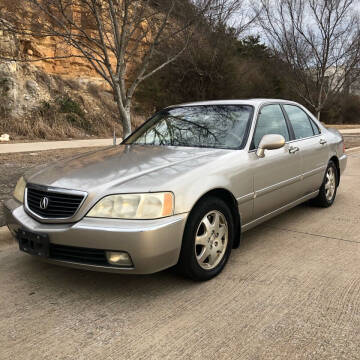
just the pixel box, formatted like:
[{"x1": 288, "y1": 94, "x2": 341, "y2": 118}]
[
  {"x1": 322, "y1": 94, "x2": 360, "y2": 124},
  {"x1": 57, "y1": 95, "x2": 84, "y2": 117},
  {"x1": 38, "y1": 101, "x2": 52, "y2": 116},
  {"x1": 341, "y1": 95, "x2": 360, "y2": 124}
]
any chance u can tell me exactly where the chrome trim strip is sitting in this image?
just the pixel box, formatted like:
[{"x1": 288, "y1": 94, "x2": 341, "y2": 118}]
[
  {"x1": 302, "y1": 165, "x2": 327, "y2": 179},
  {"x1": 24, "y1": 183, "x2": 88, "y2": 223},
  {"x1": 287, "y1": 134, "x2": 322, "y2": 144},
  {"x1": 236, "y1": 193, "x2": 254, "y2": 205},
  {"x1": 255, "y1": 174, "x2": 302, "y2": 198},
  {"x1": 76, "y1": 215, "x2": 186, "y2": 232},
  {"x1": 237, "y1": 166, "x2": 325, "y2": 204}
]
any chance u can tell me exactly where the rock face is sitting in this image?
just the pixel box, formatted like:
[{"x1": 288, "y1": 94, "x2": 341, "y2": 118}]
[
  {"x1": 0, "y1": 28, "x2": 19, "y2": 58},
  {"x1": 0, "y1": 2, "x2": 111, "y2": 118},
  {"x1": 0, "y1": 11, "x2": 103, "y2": 79},
  {"x1": 0, "y1": 62, "x2": 19, "y2": 115},
  {"x1": 18, "y1": 35, "x2": 99, "y2": 78},
  {"x1": 0, "y1": 26, "x2": 109, "y2": 118},
  {"x1": 0, "y1": 54, "x2": 123, "y2": 138},
  {"x1": 0, "y1": 133, "x2": 10, "y2": 141},
  {"x1": 0, "y1": 3, "x2": 146, "y2": 138}
]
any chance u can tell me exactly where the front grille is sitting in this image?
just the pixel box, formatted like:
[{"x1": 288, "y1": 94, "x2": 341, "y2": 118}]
[
  {"x1": 49, "y1": 244, "x2": 108, "y2": 266},
  {"x1": 26, "y1": 186, "x2": 85, "y2": 219}
]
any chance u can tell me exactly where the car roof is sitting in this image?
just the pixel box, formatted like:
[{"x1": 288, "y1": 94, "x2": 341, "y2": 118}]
[{"x1": 167, "y1": 99, "x2": 299, "y2": 108}]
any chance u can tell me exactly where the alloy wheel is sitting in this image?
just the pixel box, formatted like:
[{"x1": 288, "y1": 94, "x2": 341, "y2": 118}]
[
  {"x1": 325, "y1": 166, "x2": 336, "y2": 201},
  {"x1": 194, "y1": 210, "x2": 228, "y2": 270}
]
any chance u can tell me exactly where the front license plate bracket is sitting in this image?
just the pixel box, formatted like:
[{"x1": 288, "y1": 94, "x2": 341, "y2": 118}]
[{"x1": 17, "y1": 229, "x2": 50, "y2": 257}]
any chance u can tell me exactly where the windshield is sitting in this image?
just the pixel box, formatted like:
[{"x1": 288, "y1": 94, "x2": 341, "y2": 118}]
[{"x1": 124, "y1": 105, "x2": 253, "y2": 149}]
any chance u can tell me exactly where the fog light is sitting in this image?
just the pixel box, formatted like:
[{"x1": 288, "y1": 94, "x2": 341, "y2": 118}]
[{"x1": 106, "y1": 251, "x2": 133, "y2": 267}]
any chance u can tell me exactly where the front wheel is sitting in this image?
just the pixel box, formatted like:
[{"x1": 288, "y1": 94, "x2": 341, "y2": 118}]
[
  {"x1": 311, "y1": 161, "x2": 338, "y2": 207},
  {"x1": 176, "y1": 197, "x2": 234, "y2": 281}
]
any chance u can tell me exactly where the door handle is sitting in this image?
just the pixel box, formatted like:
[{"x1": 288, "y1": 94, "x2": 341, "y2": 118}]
[
  {"x1": 289, "y1": 146, "x2": 299, "y2": 154},
  {"x1": 319, "y1": 139, "x2": 327, "y2": 145}
]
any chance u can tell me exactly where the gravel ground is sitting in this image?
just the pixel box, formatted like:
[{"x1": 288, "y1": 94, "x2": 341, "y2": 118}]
[{"x1": 0, "y1": 147, "x2": 106, "y2": 226}]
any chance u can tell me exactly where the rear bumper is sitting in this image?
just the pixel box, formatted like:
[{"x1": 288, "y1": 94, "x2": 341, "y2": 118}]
[
  {"x1": 5, "y1": 198, "x2": 188, "y2": 274},
  {"x1": 339, "y1": 154, "x2": 347, "y2": 177}
]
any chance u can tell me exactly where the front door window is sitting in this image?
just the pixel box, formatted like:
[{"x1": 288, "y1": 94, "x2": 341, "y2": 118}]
[{"x1": 253, "y1": 104, "x2": 290, "y2": 148}]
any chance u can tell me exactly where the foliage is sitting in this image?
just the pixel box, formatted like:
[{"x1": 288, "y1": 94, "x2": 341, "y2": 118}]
[
  {"x1": 136, "y1": 34, "x2": 295, "y2": 112},
  {"x1": 57, "y1": 95, "x2": 84, "y2": 118},
  {"x1": 322, "y1": 95, "x2": 360, "y2": 124}
]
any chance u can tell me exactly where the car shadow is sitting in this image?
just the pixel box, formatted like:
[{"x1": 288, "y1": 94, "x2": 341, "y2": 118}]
[
  {"x1": 13, "y1": 201, "x2": 319, "y2": 297},
  {"x1": 19, "y1": 252, "x2": 197, "y2": 297}
]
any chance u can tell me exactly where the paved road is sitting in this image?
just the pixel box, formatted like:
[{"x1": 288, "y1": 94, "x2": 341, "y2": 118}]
[
  {"x1": 0, "y1": 138, "x2": 115, "y2": 154},
  {"x1": 339, "y1": 128, "x2": 360, "y2": 134},
  {"x1": 1, "y1": 153, "x2": 360, "y2": 360}
]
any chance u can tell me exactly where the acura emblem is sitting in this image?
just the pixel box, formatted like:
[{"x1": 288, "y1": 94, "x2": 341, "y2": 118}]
[{"x1": 40, "y1": 197, "x2": 49, "y2": 210}]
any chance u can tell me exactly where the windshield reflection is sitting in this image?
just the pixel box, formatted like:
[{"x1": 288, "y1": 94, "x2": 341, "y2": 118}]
[{"x1": 125, "y1": 105, "x2": 253, "y2": 149}]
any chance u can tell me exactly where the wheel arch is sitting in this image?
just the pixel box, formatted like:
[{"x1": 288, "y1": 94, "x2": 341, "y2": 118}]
[
  {"x1": 329, "y1": 155, "x2": 340, "y2": 186},
  {"x1": 187, "y1": 188, "x2": 241, "y2": 249}
]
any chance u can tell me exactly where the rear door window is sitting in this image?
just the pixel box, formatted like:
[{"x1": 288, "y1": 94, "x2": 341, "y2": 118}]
[
  {"x1": 309, "y1": 118, "x2": 321, "y2": 135},
  {"x1": 283, "y1": 105, "x2": 315, "y2": 139}
]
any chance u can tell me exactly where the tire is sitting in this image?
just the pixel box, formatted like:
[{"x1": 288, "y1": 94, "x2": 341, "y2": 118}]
[
  {"x1": 311, "y1": 160, "x2": 338, "y2": 207},
  {"x1": 176, "y1": 196, "x2": 234, "y2": 281}
]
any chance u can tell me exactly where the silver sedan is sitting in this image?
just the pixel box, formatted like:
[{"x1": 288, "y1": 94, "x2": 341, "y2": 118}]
[{"x1": 5, "y1": 99, "x2": 347, "y2": 280}]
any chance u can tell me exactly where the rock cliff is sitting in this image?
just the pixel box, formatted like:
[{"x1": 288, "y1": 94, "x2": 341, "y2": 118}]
[{"x1": 0, "y1": 23, "x2": 134, "y2": 139}]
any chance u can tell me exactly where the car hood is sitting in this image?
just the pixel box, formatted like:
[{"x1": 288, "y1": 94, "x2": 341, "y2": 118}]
[{"x1": 25, "y1": 145, "x2": 228, "y2": 193}]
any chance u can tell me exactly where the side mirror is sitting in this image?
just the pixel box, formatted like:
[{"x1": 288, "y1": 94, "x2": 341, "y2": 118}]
[{"x1": 256, "y1": 134, "x2": 286, "y2": 158}]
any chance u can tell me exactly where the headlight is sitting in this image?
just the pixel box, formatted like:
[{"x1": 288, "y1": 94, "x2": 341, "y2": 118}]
[
  {"x1": 86, "y1": 192, "x2": 174, "y2": 219},
  {"x1": 13, "y1": 176, "x2": 26, "y2": 203}
]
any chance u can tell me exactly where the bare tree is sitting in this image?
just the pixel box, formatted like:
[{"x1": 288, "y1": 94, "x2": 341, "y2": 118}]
[
  {"x1": 0, "y1": 0, "x2": 222, "y2": 137},
  {"x1": 206, "y1": 0, "x2": 256, "y2": 32},
  {"x1": 256, "y1": 0, "x2": 360, "y2": 120}
]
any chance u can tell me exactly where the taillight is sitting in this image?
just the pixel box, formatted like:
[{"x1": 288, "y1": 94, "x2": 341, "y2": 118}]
[{"x1": 343, "y1": 142, "x2": 346, "y2": 153}]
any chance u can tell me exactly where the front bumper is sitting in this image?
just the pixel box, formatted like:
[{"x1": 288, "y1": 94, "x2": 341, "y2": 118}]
[{"x1": 5, "y1": 198, "x2": 188, "y2": 274}]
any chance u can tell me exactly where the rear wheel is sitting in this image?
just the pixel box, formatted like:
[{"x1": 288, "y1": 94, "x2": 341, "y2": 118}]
[
  {"x1": 177, "y1": 197, "x2": 234, "y2": 281},
  {"x1": 311, "y1": 161, "x2": 338, "y2": 207}
]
